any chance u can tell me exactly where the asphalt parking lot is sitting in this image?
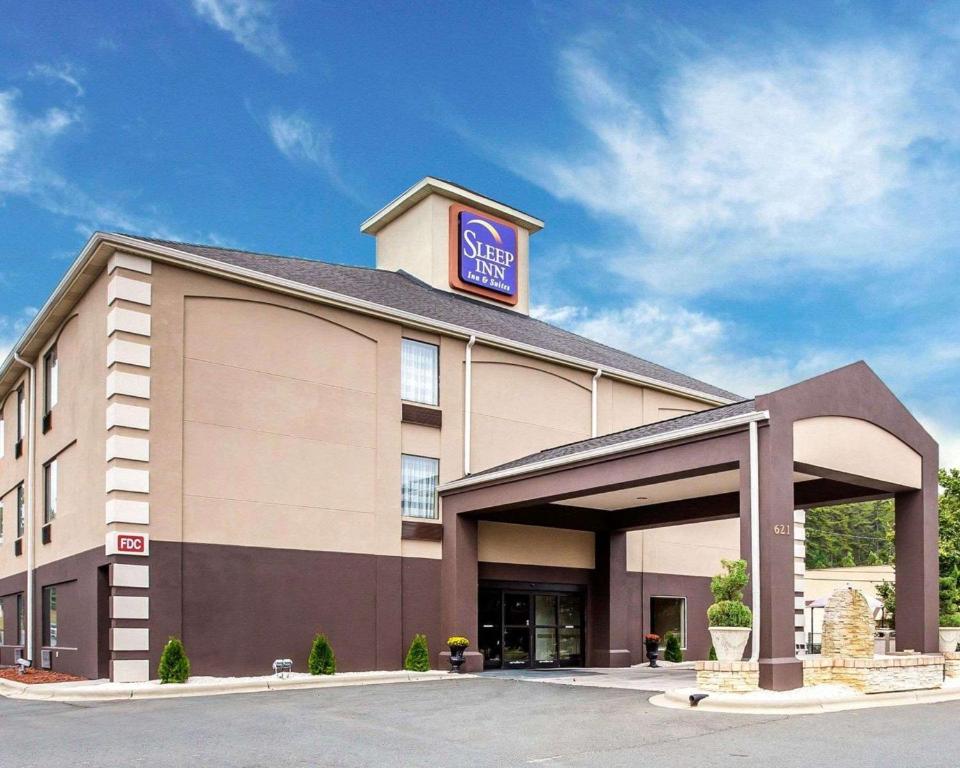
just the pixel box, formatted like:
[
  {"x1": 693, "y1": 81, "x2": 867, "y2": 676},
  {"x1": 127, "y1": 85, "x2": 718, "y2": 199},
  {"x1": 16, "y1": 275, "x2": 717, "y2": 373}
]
[{"x1": 2, "y1": 677, "x2": 959, "y2": 767}]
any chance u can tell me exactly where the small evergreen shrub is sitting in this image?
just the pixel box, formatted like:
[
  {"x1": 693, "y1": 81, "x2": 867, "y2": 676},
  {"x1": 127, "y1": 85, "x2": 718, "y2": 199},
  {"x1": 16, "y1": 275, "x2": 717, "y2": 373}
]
[
  {"x1": 707, "y1": 599, "x2": 753, "y2": 628},
  {"x1": 710, "y1": 559, "x2": 748, "y2": 603},
  {"x1": 708, "y1": 645, "x2": 717, "y2": 661},
  {"x1": 404, "y1": 634, "x2": 431, "y2": 672},
  {"x1": 663, "y1": 631, "x2": 683, "y2": 663},
  {"x1": 940, "y1": 613, "x2": 960, "y2": 628},
  {"x1": 308, "y1": 633, "x2": 336, "y2": 675},
  {"x1": 157, "y1": 637, "x2": 190, "y2": 684}
]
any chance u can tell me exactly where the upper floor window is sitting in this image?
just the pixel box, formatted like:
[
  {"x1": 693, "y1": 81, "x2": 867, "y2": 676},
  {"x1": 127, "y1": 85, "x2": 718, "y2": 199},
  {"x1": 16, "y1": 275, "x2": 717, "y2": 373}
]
[
  {"x1": 0, "y1": 412, "x2": 5, "y2": 459},
  {"x1": 44, "y1": 345, "x2": 59, "y2": 413},
  {"x1": 401, "y1": 454, "x2": 439, "y2": 519},
  {"x1": 16, "y1": 483, "x2": 24, "y2": 539},
  {"x1": 401, "y1": 339, "x2": 439, "y2": 406},
  {"x1": 44, "y1": 460, "x2": 58, "y2": 524},
  {"x1": 15, "y1": 385, "x2": 24, "y2": 444}
]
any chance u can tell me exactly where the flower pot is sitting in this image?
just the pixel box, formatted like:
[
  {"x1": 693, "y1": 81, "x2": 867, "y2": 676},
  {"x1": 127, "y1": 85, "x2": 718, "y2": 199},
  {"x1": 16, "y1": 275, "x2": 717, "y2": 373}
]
[
  {"x1": 938, "y1": 627, "x2": 960, "y2": 653},
  {"x1": 644, "y1": 640, "x2": 660, "y2": 668},
  {"x1": 709, "y1": 627, "x2": 751, "y2": 661},
  {"x1": 448, "y1": 645, "x2": 468, "y2": 673}
]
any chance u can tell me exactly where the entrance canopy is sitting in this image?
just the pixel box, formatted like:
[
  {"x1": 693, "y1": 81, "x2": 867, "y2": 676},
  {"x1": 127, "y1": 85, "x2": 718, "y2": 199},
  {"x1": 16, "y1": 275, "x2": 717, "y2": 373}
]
[{"x1": 439, "y1": 362, "x2": 939, "y2": 690}]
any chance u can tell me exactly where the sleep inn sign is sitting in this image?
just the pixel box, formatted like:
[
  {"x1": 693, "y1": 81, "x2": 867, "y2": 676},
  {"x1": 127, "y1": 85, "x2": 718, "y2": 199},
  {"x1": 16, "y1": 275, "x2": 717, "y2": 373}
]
[{"x1": 449, "y1": 204, "x2": 519, "y2": 305}]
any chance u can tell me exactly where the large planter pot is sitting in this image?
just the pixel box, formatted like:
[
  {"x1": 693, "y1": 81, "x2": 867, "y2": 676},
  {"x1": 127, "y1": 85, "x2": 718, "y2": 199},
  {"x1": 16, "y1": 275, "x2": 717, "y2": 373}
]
[
  {"x1": 448, "y1": 645, "x2": 468, "y2": 673},
  {"x1": 709, "y1": 627, "x2": 751, "y2": 661},
  {"x1": 644, "y1": 640, "x2": 660, "y2": 668},
  {"x1": 939, "y1": 627, "x2": 960, "y2": 653}
]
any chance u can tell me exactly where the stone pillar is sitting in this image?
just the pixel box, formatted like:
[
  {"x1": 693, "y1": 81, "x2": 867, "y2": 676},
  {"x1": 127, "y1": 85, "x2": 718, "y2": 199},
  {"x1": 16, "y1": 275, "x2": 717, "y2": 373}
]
[
  {"x1": 756, "y1": 423, "x2": 803, "y2": 690},
  {"x1": 895, "y1": 474, "x2": 939, "y2": 653},
  {"x1": 589, "y1": 530, "x2": 631, "y2": 667},
  {"x1": 439, "y1": 511, "x2": 483, "y2": 672}
]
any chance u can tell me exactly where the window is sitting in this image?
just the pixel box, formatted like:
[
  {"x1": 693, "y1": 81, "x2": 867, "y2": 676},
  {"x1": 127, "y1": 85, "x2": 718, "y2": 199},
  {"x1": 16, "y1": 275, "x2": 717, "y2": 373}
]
[
  {"x1": 650, "y1": 596, "x2": 687, "y2": 649},
  {"x1": 16, "y1": 593, "x2": 25, "y2": 646},
  {"x1": 0, "y1": 411, "x2": 5, "y2": 459},
  {"x1": 43, "y1": 586, "x2": 58, "y2": 648},
  {"x1": 15, "y1": 385, "x2": 24, "y2": 443},
  {"x1": 401, "y1": 454, "x2": 439, "y2": 519},
  {"x1": 0, "y1": 600, "x2": 4, "y2": 645},
  {"x1": 401, "y1": 339, "x2": 439, "y2": 406},
  {"x1": 44, "y1": 345, "x2": 58, "y2": 413},
  {"x1": 0, "y1": 499, "x2": 4, "y2": 543},
  {"x1": 44, "y1": 460, "x2": 58, "y2": 524},
  {"x1": 16, "y1": 484, "x2": 24, "y2": 539}
]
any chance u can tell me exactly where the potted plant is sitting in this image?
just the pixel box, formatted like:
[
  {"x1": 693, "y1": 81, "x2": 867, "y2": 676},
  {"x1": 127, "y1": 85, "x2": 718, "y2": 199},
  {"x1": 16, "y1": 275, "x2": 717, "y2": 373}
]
[
  {"x1": 939, "y1": 576, "x2": 960, "y2": 652},
  {"x1": 707, "y1": 558, "x2": 753, "y2": 661},
  {"x1": 644, "y1": 633, "x2": 661, "y2": 667},
  {"x1": 446, "y1": 636, "x2": 470, "y2": 673}
]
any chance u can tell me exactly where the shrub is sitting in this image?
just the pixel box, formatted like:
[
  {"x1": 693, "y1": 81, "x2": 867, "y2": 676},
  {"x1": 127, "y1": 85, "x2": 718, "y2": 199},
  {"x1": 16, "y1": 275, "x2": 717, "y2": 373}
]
[
  {"x1": 876, "y1": 581, "x2": 896, "y2": 629},
  {"x1": 308, "y1": 633, "x2": 336, "y2": 675},
  {"x1": 940, "y1": 576, "x2": 960, "y2": 619},
  {"x1": 404, "y1": 634, "x2": 431, "y2": 672},
  {"x1": 940, "y1": 613, "x2": 960, "y2": 628},
  {"x1": 663, "y1": 631, "x2": 683, "y2": 663},
  {"x1": 707, "y1": 599, "x2": 752, "y2": 628},
  {"x1": 710, "y1": 559, "x2": 748, "y2": 603},
  {"x1": 157, "y1": 637, "x2": 190, "y2": 684},
  {"x1": 708, "y1": 645, "x2": 717, "y2": 661}
]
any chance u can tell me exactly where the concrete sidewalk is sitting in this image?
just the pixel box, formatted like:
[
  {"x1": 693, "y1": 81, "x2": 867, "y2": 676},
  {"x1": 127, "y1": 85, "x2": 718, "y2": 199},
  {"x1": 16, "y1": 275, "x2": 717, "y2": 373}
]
[
  {"x1": 481, "y1": 663, "x2": 696, "y2": 692},
  {"x1": 0, "y1": 669, "x2": 469, "y2": 702},
  {"x1": 651, "y1": 677, "x2": 960, "y2": 715}
]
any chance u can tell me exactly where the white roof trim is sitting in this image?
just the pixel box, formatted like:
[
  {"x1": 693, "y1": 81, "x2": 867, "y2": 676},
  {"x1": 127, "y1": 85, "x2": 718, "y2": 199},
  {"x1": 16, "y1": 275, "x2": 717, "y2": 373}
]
[
  {"x1": 360, "y1": 177, "x2": 545, "y2": 234},
  {"x1": 439, "y1": 410, "x2": 770, "y2": 492}
]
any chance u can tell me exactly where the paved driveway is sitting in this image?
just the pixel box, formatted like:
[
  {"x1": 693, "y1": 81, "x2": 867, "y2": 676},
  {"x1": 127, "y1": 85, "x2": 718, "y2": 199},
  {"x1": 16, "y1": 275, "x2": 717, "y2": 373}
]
[{"x1": 2, "y1": 678, "x2": 958, "y2": 767}]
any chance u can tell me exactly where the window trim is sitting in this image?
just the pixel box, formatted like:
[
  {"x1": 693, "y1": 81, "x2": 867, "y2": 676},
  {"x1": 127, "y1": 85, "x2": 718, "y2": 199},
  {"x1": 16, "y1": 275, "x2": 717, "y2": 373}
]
[
  {"x1": 42, "y1": 585, "x2": 58, "y2": 648},
  {"x1": 400, "y1": 453, "x2": 440, "y2": 521},
  {"x1": 43, "y1": 459, "x2": 58, "y2": 524},
  {"x1": 16, "y1": 483, "x2": 24, "y2": 539},
  {"x1": 43, "y1": 344, "x2": 59, "y2": 415},
  {"x1": 16, "y1": 592, "x2": 25, "y2": 647},
  {"x1": 649, "y1": 595, "x2": 688, "y2": 650},
  {"x1": 15, "y1": 385, "x2": 24, "y2": 443},
  {"x1": 0, "y1": 599, "x2": 4, "y2": 646},
  {"x1": 400, "y1": 338, "x2": 440, "y2": 407}
]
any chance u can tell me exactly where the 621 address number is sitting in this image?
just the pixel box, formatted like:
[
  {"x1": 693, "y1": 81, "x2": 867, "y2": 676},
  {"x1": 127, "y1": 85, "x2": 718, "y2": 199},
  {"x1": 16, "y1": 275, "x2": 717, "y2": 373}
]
[{"x1": 773, "y1": 524, "x2": 792, "y2": 535}]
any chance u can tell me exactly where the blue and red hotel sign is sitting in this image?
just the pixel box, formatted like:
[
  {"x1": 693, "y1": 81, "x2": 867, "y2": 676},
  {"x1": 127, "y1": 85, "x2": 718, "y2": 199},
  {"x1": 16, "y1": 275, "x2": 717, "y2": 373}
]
[{"x1": 449, "y1": 204, "x2": 519, "y2": 305}]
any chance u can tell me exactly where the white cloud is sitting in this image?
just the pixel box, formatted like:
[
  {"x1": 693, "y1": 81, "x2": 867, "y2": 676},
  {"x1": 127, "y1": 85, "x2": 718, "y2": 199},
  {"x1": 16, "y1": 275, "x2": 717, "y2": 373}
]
[
  {"x1": 29, "y1": 63, "x2": 84, "y2": 97},
  {"x1": 520, "y1": 43, "x2": 960, "y2": 295},
  {"x1": 267, "y1": 110, "x2": 359, "y2": 201},
  {"x1": 0, "y1": 307, "x2": 39, "y2": 360},
  {"x1": 192, "y1": 0, "x2": 293, "y2": 72},
  {"x1": 0, "y1": 89, "x2": 182, "y2": 238}
]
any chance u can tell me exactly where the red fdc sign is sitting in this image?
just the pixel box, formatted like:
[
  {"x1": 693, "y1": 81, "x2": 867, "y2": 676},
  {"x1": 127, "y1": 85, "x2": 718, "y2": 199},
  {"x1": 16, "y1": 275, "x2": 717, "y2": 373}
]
[{"x1": 117, "y1": 534, "x2": 146, "y2": 553}]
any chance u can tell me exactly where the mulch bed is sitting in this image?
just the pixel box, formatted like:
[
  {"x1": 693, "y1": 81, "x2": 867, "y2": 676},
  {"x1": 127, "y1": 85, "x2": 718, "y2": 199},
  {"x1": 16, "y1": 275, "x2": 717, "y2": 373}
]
[{"x1": 0, "y1": 667, "x2": 85, "y2": 685}]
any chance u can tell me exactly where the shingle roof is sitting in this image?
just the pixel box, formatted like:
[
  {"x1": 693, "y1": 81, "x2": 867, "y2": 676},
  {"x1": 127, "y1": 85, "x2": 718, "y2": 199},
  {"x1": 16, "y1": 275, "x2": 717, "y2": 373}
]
[
  {"x1": 470, "y1": 399, "x2": 759, "y2": 476},
  {"x1": 119, "y1": 235, "x2": 742, "y2": 401}
]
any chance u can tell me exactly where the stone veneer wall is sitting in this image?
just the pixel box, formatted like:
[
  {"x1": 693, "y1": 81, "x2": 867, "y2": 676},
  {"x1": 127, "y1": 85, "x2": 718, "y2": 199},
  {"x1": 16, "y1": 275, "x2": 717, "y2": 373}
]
[
  {"x1": 697, "y1": 655, "x2": 945, "y2": 694},
  {"x1": 820, "y1": 587, "x2": 875, "y2": 658},
  {"x1": 943, "y1": 651, "x2": 960, "y2": 678}
]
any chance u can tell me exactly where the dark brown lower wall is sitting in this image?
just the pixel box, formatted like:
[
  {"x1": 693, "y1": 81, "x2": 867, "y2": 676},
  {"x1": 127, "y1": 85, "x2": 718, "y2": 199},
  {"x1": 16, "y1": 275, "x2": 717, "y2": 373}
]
[
  {"x1": 0, "y1": 546, "x2": 111, "y2": 678},
  {"x1": 158, "y1": 541, "x2": 443, "y2": 677}
]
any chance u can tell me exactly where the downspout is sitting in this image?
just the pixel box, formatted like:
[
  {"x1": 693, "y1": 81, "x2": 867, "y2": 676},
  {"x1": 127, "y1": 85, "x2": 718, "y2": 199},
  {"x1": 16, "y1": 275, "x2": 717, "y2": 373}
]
[
  {"x1": 591, "y1": 369, "x2": 602, "y2": 438},
  {"x1": 463, "y1": 336, "x2": 476, "y2": 476},
  {"x1": 13, "y1": 353, "x2": 36, "y2": 664},
  {"x1": 749, "y1": 419, "x2": 761, "y2": 662}
]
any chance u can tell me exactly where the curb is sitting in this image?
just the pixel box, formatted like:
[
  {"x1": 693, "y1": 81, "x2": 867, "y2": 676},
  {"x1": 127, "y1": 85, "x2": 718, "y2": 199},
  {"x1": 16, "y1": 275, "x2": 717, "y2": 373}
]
[
  {"x1": 0, "y1": 670, "x2": 473, "y2": 703},
  {"x1": 649, "y1": 684, "x2": 960, "y2": 715}
]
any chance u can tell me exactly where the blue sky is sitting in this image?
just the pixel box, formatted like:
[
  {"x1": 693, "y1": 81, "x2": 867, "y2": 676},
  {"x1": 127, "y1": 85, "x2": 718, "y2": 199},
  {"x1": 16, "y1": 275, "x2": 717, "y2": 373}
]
[{"x1": 1, "y1": 1, "x2": 959, "y2": 465}]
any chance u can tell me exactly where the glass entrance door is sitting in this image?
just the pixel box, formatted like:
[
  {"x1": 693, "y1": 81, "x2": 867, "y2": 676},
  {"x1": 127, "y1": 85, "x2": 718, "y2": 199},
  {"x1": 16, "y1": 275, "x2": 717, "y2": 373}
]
[
  {"x1": 502, "y1": 593, "x2": 531, "y2": 668},
  {"x1": 480, "y1": 586, "x2": 584, "y2": 670}
]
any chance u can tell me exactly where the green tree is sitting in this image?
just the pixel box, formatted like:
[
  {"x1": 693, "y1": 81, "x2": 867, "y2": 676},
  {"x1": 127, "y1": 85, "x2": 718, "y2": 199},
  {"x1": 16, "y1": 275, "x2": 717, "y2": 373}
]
[
  {"x1": 403, "y1": 634, "x2": 431, "y2": 672},
  {"x1": 805, "y1": 500, "x2": 894, "y2": 569},
  {"x1": 157, "y1": 637, "x2": 190, "y2": 684},
  {"x1": 875, "y1": 581, "x2": 895, "y2": 629},
  {"x1": 308, "y1": 633, "x2": 336, "y2": 675},
  {"x1": 663, "y1": 631, "x2": 683, "y2": 663},
  {"x1": 939, "y1": 469, "x2": 960, "y2": 579}
]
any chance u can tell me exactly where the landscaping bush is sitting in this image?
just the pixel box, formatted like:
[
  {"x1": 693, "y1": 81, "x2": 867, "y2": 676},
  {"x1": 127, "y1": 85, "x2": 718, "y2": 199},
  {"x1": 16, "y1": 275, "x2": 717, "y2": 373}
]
[
  {"x1": 663, "y1": 631, "x2": 683, "y2": 663},
  {"x1": 707, "y1": 599, "x2": 752, "y2": 628},
  {"x1": 157, "y1": 637, "x2": 190, "y2": 684},
  {"x1": 707, "y1": 559, "x2": 753, "y2": 628},
  {"x1": 308, "y1": 633, "x2": 336, "y2": 675},
  {"x1": 940, "y1": 613, "x2": 960, "y2": 628},
  {"x1": 404, "y1": 633, "x2": 431, "y2": 672},
  {"x1": 708, "y1": 645, "x2": 717, "y2": 661}
]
